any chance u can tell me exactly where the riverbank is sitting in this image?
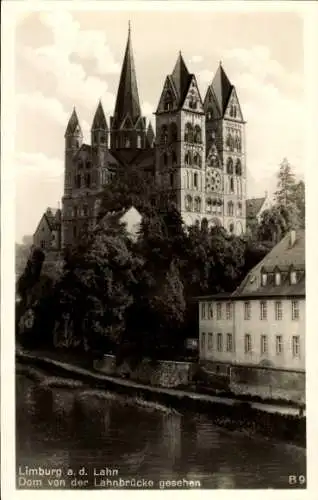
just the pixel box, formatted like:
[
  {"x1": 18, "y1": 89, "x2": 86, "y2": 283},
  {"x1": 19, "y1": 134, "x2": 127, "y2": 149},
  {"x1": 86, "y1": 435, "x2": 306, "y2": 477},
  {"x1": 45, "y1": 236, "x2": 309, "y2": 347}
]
[{"x1": 16, "y1": 349, "x2": 305, "y2": 448}]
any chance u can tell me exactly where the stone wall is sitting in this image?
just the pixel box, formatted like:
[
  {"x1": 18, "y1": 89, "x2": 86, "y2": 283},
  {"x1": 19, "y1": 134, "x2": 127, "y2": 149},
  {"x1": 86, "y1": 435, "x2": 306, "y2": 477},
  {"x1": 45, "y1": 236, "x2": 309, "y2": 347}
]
[{"x1": 93, "y1": 355, "x2": 195, "y2": 388}]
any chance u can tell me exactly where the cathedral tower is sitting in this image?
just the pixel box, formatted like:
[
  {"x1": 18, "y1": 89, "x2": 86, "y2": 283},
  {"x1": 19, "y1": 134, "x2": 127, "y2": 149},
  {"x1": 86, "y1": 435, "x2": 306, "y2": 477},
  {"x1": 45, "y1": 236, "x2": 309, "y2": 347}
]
[
  {"x1": 110, "y1": 24, "x2": 147, "y2": 150},
  {"x1": 204, "y1": 63, "x2": 246, "y2": 235},
  {"x1": 155, "y1": 52, "x2": 206, "y2": 224}
]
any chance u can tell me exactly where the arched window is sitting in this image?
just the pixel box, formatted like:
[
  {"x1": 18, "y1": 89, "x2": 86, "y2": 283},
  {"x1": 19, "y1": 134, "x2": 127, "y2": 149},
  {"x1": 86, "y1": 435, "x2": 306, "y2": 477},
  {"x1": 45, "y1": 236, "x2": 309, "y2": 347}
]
[
  {"x1": 194, "y1": 196, "x2": 201, "y2": 212},
  {"x1": 172, "y1": 151, "x2": 177, "y2": 164},
  {"x1": 194, "y1": 125, "x2": 202, "y2": 143},
  {"x1": 206, "y1": 108, "x2": 213, "y2": 121},
  {"x1": 227, "y1": 157, "x2": 234, "y2": 174},
  {"x1": 137, "y1": 135, "x2": 141, "y2": 148},
  {"x1": 235, "y1": 159, "x2": 242, "y2": 175},
  {"x1": 161, "y1": 125, "x2": 168, "y2": 144},
  {"x1": 185, "y1": 195, "x2": 193, "y2": 211},
  {"x1": 185, "y1": 151, "x2": 192, "y2": 166},
  {"x1": 237, "y1": 202, "x2": 242, "y2": 216},
  {"x1": 227, "y1": 201, "x2": 234, "y2": 216},
  {"x1": 163, "y1": 153, "x2": 168, "y2": 166},
  {"x1": 170, "y1": 122, "x2": 178, "y2": 142},
  {"x1": 184, "y1": 123, "x2": 193, "y2": 143},
  {"x1": 226, "y1": 133, "x2": 234, "y2": 151},
  {"x1": 193, "y1": 153, "x2": 201, "y2": 167},
  {"x1": 201, "y1": 218, "x2": 208, "y2": 231},
  {"x1": 193, "y1": 172, "x2": 198, "y2": 189},
  {"x1": 76, "y1": 140, "x2": 79, "y2": 149},
  {"x1": 230, "y1": 177, "x2": 234, "y2": 193},
  {"x1": 206, "y1": 198, "x2": 212, "y2": 213},
  {"x1": 100, "y1": 134, "x2": 106, "y2": 144},
  {"x1": 229, "y1": 223, "x2": 234, "y2": 234},
  {"x1": 164, "y1": 90, "x2": 173, "y2": 111},
  {"x1": 85, "y1": 173, "x2": 91, "y2": 188},
  {"x1": 73, "y1": 206, "x2": 78, "y2": 217},
  {"x1": 170, "y1": 173, "x2": 174, "y2": 187},
  {"x1": 125, "y1": 136, "x2": 130, "y2": 148},
  {"x1": 78, "y1": 160, "x2": 83, "y2": 169}
]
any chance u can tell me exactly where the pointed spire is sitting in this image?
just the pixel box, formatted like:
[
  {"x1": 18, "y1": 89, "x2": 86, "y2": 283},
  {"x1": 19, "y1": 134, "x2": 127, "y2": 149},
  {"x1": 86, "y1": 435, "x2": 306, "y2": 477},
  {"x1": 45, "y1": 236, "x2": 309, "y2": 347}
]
[
  {"x1": 171, "y1": 52, "x2": 191, "y2": 102},
  {"x1": 211, "y1": 64, "x2": 233, "y2": 115},
  {"x1": 113, "y1": 24, "x2": 141, "y2": 125},
  {"x1": 92, "y1": 100, "x2": 108, "y2": 130},
  {"x1": 146, "y1": 121, "x2": 155, "y2": 147},
  {"x1": 65, "y1": 108, "x2": 82, "y2": 136}
]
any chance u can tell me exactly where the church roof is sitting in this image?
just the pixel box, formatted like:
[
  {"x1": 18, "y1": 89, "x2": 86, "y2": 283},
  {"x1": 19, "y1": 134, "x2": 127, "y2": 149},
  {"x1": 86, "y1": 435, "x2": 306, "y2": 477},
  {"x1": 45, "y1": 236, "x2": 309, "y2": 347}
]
[
  {"x1": 45, "y1": 208, "x2": 61, "y2": 230},
  {"x1": 92, "y1": 101, "x2": 108, "y2": 130},
  {"x1": 113, "y1": 24, "x2": 141, "y2": 126},
  {"x1": 170, "y1": 52, "x2": 192, "y2": 108},
  {"x1": 210, "y1": 63, "x2": 233, "y2": 115},
  {"x1": 246, "y1": 197, "x2": 266, "y2": 219},
  {"x1": 65, "y1": 108, "x2": 82, "y2": 137}
]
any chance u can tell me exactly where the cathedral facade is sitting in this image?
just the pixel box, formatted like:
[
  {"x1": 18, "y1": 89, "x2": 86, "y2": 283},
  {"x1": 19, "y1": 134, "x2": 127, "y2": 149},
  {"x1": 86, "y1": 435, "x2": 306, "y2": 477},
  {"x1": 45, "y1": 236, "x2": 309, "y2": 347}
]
[{"x1": 60, "y1": 25, "x2": 246, "y2": 248}]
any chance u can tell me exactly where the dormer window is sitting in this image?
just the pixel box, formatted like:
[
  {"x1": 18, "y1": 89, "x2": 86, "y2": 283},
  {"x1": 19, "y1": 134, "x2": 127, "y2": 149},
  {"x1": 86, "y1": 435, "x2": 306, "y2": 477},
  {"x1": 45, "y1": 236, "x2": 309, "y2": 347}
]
[
  {"x1": 275, "y1": 272, "x2": 281, "y2": 286},
  {"x1": 261, "y1": 273, "x2": 267, "y2": 286},
  {"x1": 290, "y1": 270, "x2": 297, "y2": 285}
]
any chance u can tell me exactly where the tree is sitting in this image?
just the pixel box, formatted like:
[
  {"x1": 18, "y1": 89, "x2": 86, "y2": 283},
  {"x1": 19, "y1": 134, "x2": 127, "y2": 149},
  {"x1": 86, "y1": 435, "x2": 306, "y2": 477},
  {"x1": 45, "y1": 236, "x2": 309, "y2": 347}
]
[
  {"x1": 293, "y1": 180, "x2": 305, "y2": 228},
  {"x1": 257, "y1": 204, "x2": 298, "y2": 243},
  {"x1": 274, "y1": 158, "x2": 297, "y2": 208}
]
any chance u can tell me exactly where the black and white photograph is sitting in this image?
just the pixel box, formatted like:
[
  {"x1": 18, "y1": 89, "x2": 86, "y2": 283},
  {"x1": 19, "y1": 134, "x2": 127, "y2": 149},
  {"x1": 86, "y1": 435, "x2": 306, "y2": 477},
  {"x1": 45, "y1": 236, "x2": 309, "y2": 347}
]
[{"x1": 2, "y1": 0, "x2": 318, "y2": 496}]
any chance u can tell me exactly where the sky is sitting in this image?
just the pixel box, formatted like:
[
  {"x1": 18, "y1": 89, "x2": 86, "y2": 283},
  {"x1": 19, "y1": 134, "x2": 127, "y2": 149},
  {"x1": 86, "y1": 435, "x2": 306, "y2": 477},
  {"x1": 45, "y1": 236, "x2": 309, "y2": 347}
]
[{"x1": 14, "y1": 7, "x2": 305, "y2": 242}]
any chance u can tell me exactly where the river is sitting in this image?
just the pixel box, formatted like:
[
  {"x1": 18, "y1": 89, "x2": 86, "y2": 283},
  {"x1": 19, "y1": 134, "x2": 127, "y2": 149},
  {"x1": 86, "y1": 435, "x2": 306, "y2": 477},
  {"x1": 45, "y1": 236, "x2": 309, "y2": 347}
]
[{"x1": 16, "y1": 371, "x2": 306, "y2": 489}]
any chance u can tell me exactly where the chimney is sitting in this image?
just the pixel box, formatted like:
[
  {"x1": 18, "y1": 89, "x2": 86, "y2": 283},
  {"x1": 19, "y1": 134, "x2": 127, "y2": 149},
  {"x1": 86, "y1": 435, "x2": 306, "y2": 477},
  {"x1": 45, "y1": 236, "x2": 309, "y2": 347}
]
[{"x1": 290, "y1": 229, "x2": 296, "y2": 247}]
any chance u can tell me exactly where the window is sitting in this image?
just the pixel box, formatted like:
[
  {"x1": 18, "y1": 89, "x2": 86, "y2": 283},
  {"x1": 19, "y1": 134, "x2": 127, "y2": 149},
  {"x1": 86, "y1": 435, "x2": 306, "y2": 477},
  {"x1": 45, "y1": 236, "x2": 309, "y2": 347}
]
[
  {"x1": 73, "y1": 206, "x2": 78, "y2": 217},
  {"x1": 194, "y1": 125, "x2": 202, "y2": 143},
  {"x1": 85, "y1": 173, "x2": 91, "y2": 188},
  {"x1": 73, "y1": 226, "x2": 77, "y2": 238},
  {"x1": 226, "y1": 333, "x2": 233, "y2": 352},
  {"x1": 227, "y1": 201, "x2": 234, "y2": 216},
  {"x1": 185, "y1": 195, "x2": 192, "y2": 211},
  {"x1": 230, "y1": 177, "x2": 234, "y2": 193},
  {"x1": 235, "y1": 159, "x2": 242, "y2": 175},
  {"x1": 208, "y1": 333, "x2": 213, "y2": 350},
  {"x1": 276, "y1": 335, "x2": 283, "y2": 355},
  {"x1": 261, "y1": 335, "x2": 268, "y2": 355},
  {"x1": 217, "y1": 333, "x2": 223, "y2": 352},
  {"x1": 229, "y1": 223, "x2": 234, "y2": 233},
  {"x1": 194, "y1": 196, "x2": 201, "y2": 212},
  {"x1": 260, "y1": 301, "x2": 267, "y2": 320},
  {"x1": 244, "y1": 334, "x2": 252, "y2": 353},
  {"x1": 193, "y1": 172, "x2": 198, "y2": 189},
  {"x1": 292, "y1": 300, "x2": 299, "y2": 320},
  {"x1": 164, "y1": 91, "x2": 173, "y2": 111},
  {"x1": 137, "y1": 135, "x2": 141, "y2": 148},
  {"x1": 169, "y1": 173, "x2": 174, "y2": 187},
  {"x1": 237, "y1": 202, "x2": 242, "y2": 217},
  {"x1": 206, "y1": 198, "x2": 212, "y2": 213},
  {"x1": 170, "y1": 123, "x2": 178, "y2": 142},
  {"x1": 244, "y1": 301, "x2": 251, "y2": 320},
  {"x1": 40, "y1": 240, "x2": 45, "y2": 249},
  {"x1": 275, "y1": 301, "x2": 282, "y2": 320},
  {"x1": 125, "y1": 136, "x2": 131, "y2": 148},
  {"x1": 163, "y1": 153, "x2": 168, "y2": 166},
  {"x1": 201, "y1": 302, "x2": 206, "y2": 319},
  {"x1": 292, "y1": 336, "x2": 300, "y2": 357},
  {"x1": 86, "y1": 160, "x2": 91, "y2": 169},
  {"x1": 193, "y1": 153, "x2": 202, "y2": 167},
  {"x1": 227, "y1": 157, "x2": 234, "y2": 174},
  {"x1": 184, "y1": 123, "x2": 193, "y2": 143},
  {"x1": 226, "y1": 302, "x2": 232, "y2": 320},
  {"x1": 75, "y1": 174, "x2": 81, "y2": 189},
  {"x1": 290, "y1": 270, "x2": 297, "y2": 284},
  {"x1": 261, "y1": 273, "x2": 267, "y2": 286},
  {"x1": 78, "y1": 160, "x2": 83, "y2": 169},
  {"x1": 83, "y1": 205, "x2": 88, "y2": 217},
  {"x1": 208, "y1": 303, "x2": 213, "y2": 319},
  {"x1": 161, "y1": 125, "x2": 168, "y2": 144},
  {"x1": 201, "y1": 332, "x2": 206, "y2": 351},
  {"x1": 172, "y1": 151, "x2": 177, "y2": 164},
  {"x1": 275, "y1": 273, "x2": 281, "y2": 286},
  {"x1": 216, "y1": 303, "x2": 222, "y2": 320}
]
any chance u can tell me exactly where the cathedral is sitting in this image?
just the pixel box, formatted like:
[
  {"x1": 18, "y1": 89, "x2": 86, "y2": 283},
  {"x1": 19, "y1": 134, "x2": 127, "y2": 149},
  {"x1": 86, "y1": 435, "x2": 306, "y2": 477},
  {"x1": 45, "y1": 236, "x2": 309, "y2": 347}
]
[{"x1": 34, "y1": 25, "x2": 246, "y2": 250}]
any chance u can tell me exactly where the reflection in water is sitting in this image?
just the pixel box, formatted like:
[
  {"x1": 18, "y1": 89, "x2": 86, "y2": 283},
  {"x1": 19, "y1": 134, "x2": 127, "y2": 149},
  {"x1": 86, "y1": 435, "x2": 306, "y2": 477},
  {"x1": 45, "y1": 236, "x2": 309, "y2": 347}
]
[{"x1": 16, "y1": 374, "x2": 306, "y2": 489}]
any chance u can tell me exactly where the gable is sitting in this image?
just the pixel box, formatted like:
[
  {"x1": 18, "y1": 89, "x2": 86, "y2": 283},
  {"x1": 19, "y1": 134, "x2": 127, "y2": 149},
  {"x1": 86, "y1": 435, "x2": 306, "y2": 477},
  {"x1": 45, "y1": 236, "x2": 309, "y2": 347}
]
[
  {"x1": 204, "y1": 85, "x2": 222, "y2": 120},
  {"x1": 224, "y1": 87, "x2": 244, "y2": 122},
  {"x1": 156, "y1": 76, "x2": 178, "y2": 114},
  {"x1": 182, "y1": 75, "x2": 204, "y2": 112}
]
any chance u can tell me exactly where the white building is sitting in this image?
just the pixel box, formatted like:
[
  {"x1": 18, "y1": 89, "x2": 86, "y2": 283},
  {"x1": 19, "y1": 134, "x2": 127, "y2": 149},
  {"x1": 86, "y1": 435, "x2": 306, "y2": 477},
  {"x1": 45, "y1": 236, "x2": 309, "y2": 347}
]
[{"x1": 197, "y1": 230, "x2": 305, "y2": 393}]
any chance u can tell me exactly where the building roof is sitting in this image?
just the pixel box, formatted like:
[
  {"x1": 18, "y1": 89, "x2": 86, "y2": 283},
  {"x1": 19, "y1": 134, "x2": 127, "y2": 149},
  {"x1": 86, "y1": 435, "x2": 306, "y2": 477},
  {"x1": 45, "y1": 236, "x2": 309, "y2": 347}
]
[
  {"x1": 246, "y1": 197, "x2": 266, "y2": 219},
  {"x1": 233, "y1": 229, "x2": 305, "y2": 299},
  {"x1": 210, "y1": 63, "x2": 233, "y2": 115},
  {"x1": 92, "y1": 101, "x2": 108, "y2": 130},
  {"x1": 112, "y1": 24, "x2": 142, "y2": 127},
  {"x1": 65, "y1": 108, "x2": 82, "y2": 137},
  {"x1": 45, "y1": 208, "x2": 61, "y2": 230},
  {"x1": 170, "y1": 52, "x2": 192, "y2": 108}
]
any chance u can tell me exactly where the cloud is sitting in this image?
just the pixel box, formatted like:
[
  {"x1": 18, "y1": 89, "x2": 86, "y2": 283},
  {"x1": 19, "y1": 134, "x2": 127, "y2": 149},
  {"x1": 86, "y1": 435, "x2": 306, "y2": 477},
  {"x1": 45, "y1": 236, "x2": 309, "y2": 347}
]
[
  {"x1": 15, "y1": 152, "x2": 64, "y2": 178},
  {"x1": 190, "y1": 55, "x2": 203, "y2": 64},
  {"x1": 16, "y1": 92, "x2": 68, "y2": 126},
  {"x1": 142, "y1": 101, "x2": 154, "y2": 121},
  {"x1": 197, "y1": 69, "x2": 214, "y2": 86},
  {"x1": 21, "y1": 11, "x2": 118, "y2": 111}
]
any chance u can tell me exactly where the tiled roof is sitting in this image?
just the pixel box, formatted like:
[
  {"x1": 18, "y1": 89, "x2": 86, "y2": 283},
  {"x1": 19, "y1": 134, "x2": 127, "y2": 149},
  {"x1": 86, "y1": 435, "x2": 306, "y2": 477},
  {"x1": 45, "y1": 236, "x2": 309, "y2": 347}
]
[
  {"x1": 65, "y1": 108, "x2": 82, "y2": 137},
  {"x1": 92, "y1": 101, "x2": 108, "y2": 130},
  {"x1": 171, "y1": 52, "x2": 192, "y2": 108},
  {"x1": 233, "y1": 229, "x2": 305, "y2": 298},
  {"x1": 45, "y1": 208, "x2": 61, "y2": 230},
  {"x1": 246, "y1": 197, "x2": 265, "y2": 218}
]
